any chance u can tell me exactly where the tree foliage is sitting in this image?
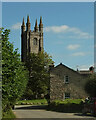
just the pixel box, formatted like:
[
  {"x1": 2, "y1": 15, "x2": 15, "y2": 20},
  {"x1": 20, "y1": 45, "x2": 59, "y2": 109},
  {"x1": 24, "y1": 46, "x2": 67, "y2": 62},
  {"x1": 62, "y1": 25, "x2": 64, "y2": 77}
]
[
  {"x1": 84, "y1": 74, "x2": 96, "y2": 97},
  {"x1": 23, "y1": 51, "x2": 54, "y2": 99},
  {"x1": 2, "y1": 28, "x2": 28, "y2": 113}
]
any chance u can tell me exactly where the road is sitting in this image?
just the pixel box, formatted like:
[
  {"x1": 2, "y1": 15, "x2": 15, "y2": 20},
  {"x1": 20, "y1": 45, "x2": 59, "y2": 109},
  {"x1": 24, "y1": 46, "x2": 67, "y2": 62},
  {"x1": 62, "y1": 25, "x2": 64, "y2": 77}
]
[{"x1": 13, "y1": 105, "x2": 96, "y2": 119}]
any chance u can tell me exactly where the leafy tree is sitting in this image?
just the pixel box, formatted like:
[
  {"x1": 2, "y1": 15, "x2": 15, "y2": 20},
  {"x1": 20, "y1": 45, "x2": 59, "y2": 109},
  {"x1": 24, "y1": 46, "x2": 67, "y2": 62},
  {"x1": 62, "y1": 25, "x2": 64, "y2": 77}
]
[
  {"x1": 84, "y1": 74, "x2": 96, "y2": 97},
  {"x1": 2, "y1": 28, "x2": 28, "y2": 114},
  {"x1": 23, "y1": 51, "x2": 54, "y2": 99}
]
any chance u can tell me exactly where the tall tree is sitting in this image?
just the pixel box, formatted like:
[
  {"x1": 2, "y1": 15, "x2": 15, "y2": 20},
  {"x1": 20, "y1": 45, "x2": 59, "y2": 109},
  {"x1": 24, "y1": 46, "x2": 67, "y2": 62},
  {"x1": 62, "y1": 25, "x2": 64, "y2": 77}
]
[
  {"x1": 2, "y1": 28, "x2": 28, "y2": 114},
  {"x1": 84, "y1": 74, "x2": 96, "y2": 97},
  {"x1": 24, "y1": 51, "x2": 54, "y2": 99}
]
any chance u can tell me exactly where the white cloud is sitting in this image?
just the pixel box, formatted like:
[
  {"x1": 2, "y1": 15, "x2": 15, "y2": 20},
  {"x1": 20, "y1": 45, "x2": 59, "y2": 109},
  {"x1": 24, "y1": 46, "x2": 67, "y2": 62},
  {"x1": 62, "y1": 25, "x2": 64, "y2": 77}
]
[
  {"x1": 44, "y1": 25, "x2": 69, "y2": 33},
  {"x1": 71, "y1": 52, "x2": 86, "y2": 56},
  {"x1": 44, "y1": 25, "x2": 93, "y2": 39},
  {"x1": 67, "y1": 44, "x2": 80, "y2": 50},
  {"x1": 11, "y1": 23, "x2": 21, "y2": 30}
]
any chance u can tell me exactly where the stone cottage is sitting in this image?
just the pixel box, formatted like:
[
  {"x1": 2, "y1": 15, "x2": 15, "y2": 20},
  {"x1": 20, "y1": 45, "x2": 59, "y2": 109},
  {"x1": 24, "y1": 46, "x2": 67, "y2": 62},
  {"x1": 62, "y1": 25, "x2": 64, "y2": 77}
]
[
  {"x1": 21, "y1": 16, "x2": 94, "y2": 101},
  {"x1": 49, "y1": 63, "x2": 93, "y2": 102}
]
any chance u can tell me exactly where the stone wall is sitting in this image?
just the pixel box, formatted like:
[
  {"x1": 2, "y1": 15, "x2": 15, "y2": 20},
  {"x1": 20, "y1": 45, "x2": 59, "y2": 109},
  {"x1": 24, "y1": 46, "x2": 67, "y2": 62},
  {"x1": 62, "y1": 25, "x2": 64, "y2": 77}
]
[{"x1": 50, "y1": 64, "x2": 88, "y2": 102}]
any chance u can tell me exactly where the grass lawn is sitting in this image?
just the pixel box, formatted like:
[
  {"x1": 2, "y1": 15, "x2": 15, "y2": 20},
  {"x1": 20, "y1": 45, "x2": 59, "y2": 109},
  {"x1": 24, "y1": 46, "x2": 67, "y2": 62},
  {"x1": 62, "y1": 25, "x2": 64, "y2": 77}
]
[
  {"x1": 54, "y1": 99, "x2": 82, "y2": 104},
  {"x1": 16, "y1": 99, "x2": 48, "y2": 105},
  {"x1": 48, "y1": 99, "x2": 83, "y2": 113},
  {"x1": 16, "y1": 99, "x2": 83, "y2": 113}
]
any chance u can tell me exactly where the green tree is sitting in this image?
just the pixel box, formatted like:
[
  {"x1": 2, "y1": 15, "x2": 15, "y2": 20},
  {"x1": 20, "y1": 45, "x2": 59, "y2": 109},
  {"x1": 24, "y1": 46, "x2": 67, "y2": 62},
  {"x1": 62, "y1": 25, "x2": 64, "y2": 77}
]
[
  {"x1": 84, "y1": 74, "x2": 96, "y2": 97},
  {"x1": 2, "y1": 28, "x2": 28, "y2": 114},
  {"x1": 24, "y1": 51, "x2": 54, "y2": 99}
]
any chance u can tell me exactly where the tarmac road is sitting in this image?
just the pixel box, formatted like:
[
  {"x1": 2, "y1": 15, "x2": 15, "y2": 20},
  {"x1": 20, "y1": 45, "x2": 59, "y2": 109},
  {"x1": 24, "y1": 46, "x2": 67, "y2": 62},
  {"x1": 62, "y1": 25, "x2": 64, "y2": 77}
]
[{"x1": 13, "y1": 105, "x2": 96, "y2": 119}]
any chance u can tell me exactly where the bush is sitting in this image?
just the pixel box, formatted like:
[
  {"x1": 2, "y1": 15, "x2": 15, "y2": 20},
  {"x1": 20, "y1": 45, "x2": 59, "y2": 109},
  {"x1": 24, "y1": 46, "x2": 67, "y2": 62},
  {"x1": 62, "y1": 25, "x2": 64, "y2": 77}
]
[
  {"x1": 47, "y1": 99, "x2": 83, "y2": 113},
  {"x1": 2, "y1": 109, "x2": 16, "y2": 119},
  {"x1": 85, "y1": 74, "x2": 96, "y2": 97}
]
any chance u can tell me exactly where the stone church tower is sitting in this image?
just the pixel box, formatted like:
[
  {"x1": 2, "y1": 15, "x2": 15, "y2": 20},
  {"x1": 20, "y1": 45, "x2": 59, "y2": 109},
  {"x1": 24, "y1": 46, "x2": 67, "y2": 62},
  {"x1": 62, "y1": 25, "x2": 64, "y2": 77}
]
[{"x1": 21, "y1": 15, "x2": 43, "y2": 62}]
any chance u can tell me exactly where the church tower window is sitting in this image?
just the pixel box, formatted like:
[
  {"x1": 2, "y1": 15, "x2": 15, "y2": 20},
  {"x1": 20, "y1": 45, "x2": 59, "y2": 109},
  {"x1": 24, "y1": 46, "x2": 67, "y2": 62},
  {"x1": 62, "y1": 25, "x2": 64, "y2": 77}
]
[{"x1": 34, "y1": 38, "x2": 37, "y2": 45}]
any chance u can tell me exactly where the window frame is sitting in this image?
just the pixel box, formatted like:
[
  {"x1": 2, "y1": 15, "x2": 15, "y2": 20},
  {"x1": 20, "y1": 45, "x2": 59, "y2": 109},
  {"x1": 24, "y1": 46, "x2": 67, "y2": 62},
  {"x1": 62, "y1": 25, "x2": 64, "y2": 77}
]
[
  {"x1": 64, "y1": 93, "x2": 70, "y2": 99},
  {"x1": 33, "y1": 38, "x2": 37, "y2": 45},
  {"x1": 64, "y1": 75, "x2": 69, "y2": 84}
]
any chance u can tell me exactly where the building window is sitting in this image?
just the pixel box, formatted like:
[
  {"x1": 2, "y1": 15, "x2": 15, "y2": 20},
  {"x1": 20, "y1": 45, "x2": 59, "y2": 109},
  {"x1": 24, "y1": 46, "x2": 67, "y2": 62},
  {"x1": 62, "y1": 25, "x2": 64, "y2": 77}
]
[
  {"x1": 34, "y1": 38, "x2": 37, "y2": 45},
  {"x1": 64, "y1": 75, "x2": 69, "y2": 84},
  {"x1": 64, "y1": 93, "x2": 70, "y2": 99}
]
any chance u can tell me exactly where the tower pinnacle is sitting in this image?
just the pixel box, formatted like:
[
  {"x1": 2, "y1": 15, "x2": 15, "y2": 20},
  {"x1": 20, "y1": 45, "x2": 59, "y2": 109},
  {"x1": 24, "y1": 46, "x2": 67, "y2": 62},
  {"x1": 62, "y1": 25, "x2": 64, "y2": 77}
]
[
  {"x1": 22, "y1": 17, "x2": 25, "y2": 26},
  {"x1": 27, "y1": 15, "x2": 30, "y2": 23},
  {"x1": 26, "y1": 15, "x2": 31, "y2": 31},
  {"x1": 34, "y1": 19, "x2": 38, "y2": 32},
  {"x1": 35, "y1": 19, "x2": 38, "y2": 28},
  {"x1": 21, "y1": 17, "x2": 25, "y2": 33},
  {"x1": 39, "y1": 16, "x2": 43, "y2": 32},
  {"x1": 40, "y1": 16, "x2": 42, "y2": 24}
]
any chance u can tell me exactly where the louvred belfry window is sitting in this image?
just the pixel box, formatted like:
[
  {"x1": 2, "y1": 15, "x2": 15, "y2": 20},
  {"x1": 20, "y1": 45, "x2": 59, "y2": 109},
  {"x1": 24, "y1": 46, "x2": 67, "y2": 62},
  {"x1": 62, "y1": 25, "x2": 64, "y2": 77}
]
[{"x1": 34, "y1": 38, "x2": 37, "y2": 45}]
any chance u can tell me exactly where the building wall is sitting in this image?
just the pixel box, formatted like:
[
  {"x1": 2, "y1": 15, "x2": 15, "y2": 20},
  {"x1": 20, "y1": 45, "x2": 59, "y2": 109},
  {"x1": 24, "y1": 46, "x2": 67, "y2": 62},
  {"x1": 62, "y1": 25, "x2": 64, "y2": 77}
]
[{"x1": 50, "y1": 64, "x2": 88, "y2": 102}]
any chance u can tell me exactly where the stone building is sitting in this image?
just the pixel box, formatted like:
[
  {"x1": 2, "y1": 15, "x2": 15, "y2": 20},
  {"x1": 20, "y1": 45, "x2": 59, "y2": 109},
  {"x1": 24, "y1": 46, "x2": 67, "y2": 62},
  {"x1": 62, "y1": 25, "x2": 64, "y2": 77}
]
[
  {"x1": 49, "y1": 63, "x2": 93, "y2": 102},
  {"x1": 21, "y1": 16, "x2": 93, "y2": 101},
  {"x1": 21, "y1": 16, "x2": 43, "y2": 62}
]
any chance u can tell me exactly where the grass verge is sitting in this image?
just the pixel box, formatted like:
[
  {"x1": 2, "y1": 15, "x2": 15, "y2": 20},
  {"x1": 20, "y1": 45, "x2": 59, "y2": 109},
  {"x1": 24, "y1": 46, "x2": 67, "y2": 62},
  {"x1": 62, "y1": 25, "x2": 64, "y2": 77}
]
[
  {"x1": 2, "y1": 109, "x2": 16, "y2": 119},
  {"x1": 16, "y1": 99, "x2": 48, "y2": 105},
  {"x1": 47, "y1": 99, "x2": 83, "y2": 113}
]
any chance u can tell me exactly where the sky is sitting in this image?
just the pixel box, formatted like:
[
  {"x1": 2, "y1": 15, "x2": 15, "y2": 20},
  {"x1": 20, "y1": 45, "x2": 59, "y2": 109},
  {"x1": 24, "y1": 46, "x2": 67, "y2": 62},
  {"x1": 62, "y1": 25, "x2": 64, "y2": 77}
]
[{"x1": 2, "y1": 2, "x2": 94, "y2": 70}]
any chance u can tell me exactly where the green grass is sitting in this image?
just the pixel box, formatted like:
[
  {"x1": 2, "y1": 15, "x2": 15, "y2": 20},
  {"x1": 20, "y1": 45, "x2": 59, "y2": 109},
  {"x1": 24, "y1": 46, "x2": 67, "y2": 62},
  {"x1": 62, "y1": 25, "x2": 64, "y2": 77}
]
[
  {"x1": 54, "y1": 99, "x2": 82, "y2": 104},
  {"x1": 2, "y1": 109, "x2": 16, "y2": 119},
  {"x1": 16, "y1": 99, "x2": 48, "y2": 105},
  {"x1": 47, "y1": 99, "x2": 83, "y2": 113}
]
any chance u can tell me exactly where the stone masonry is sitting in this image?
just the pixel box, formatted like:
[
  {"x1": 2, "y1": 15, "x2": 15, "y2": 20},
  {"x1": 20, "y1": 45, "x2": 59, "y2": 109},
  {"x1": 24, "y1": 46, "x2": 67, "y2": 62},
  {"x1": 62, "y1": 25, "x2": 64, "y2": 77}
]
[
  {"x1": 21, "y1": 16, "x2": 92, "y2": 102},
  {"x1": 49, "y1": 63, "x2": 90, "y2": 102},
  {"x1": 21, "y1": 16, "x2": 43, "y2": 62}
]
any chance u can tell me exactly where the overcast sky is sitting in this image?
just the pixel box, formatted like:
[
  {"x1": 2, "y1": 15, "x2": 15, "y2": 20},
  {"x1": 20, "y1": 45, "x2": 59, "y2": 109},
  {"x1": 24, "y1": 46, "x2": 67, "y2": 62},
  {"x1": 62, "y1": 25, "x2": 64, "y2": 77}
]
[{"x1": 2, "y1": 2, "x2": 94, "y2": 70}]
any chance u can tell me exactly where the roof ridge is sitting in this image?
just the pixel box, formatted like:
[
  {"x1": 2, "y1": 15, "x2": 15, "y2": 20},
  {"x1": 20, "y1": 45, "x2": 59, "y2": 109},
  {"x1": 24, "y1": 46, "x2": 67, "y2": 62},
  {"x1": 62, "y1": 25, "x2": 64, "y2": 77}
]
[{"x1": 55, "y1": 63, "x2": 81, "y2": 75}]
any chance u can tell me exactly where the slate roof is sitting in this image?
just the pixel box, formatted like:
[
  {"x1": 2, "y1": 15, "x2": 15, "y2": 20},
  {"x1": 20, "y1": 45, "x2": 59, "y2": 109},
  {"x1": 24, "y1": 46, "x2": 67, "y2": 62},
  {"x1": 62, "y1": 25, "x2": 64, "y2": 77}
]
[{"x1": 51, "y1": 63, "x2": 92, "y2": 75}]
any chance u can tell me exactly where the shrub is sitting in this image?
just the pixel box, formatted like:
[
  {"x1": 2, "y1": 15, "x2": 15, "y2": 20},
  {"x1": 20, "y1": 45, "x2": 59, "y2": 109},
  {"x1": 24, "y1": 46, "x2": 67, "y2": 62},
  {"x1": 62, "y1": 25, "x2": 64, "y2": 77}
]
[{"x1": 48, "y1": 99, "x2": 83, "y2": 113}]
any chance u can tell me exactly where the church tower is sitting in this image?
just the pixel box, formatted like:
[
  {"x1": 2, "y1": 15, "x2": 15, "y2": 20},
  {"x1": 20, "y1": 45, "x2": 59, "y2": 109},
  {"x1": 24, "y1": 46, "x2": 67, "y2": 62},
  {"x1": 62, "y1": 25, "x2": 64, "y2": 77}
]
[{"x1": 21, "y1": 16, "x2": 43, "y2": 62}]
